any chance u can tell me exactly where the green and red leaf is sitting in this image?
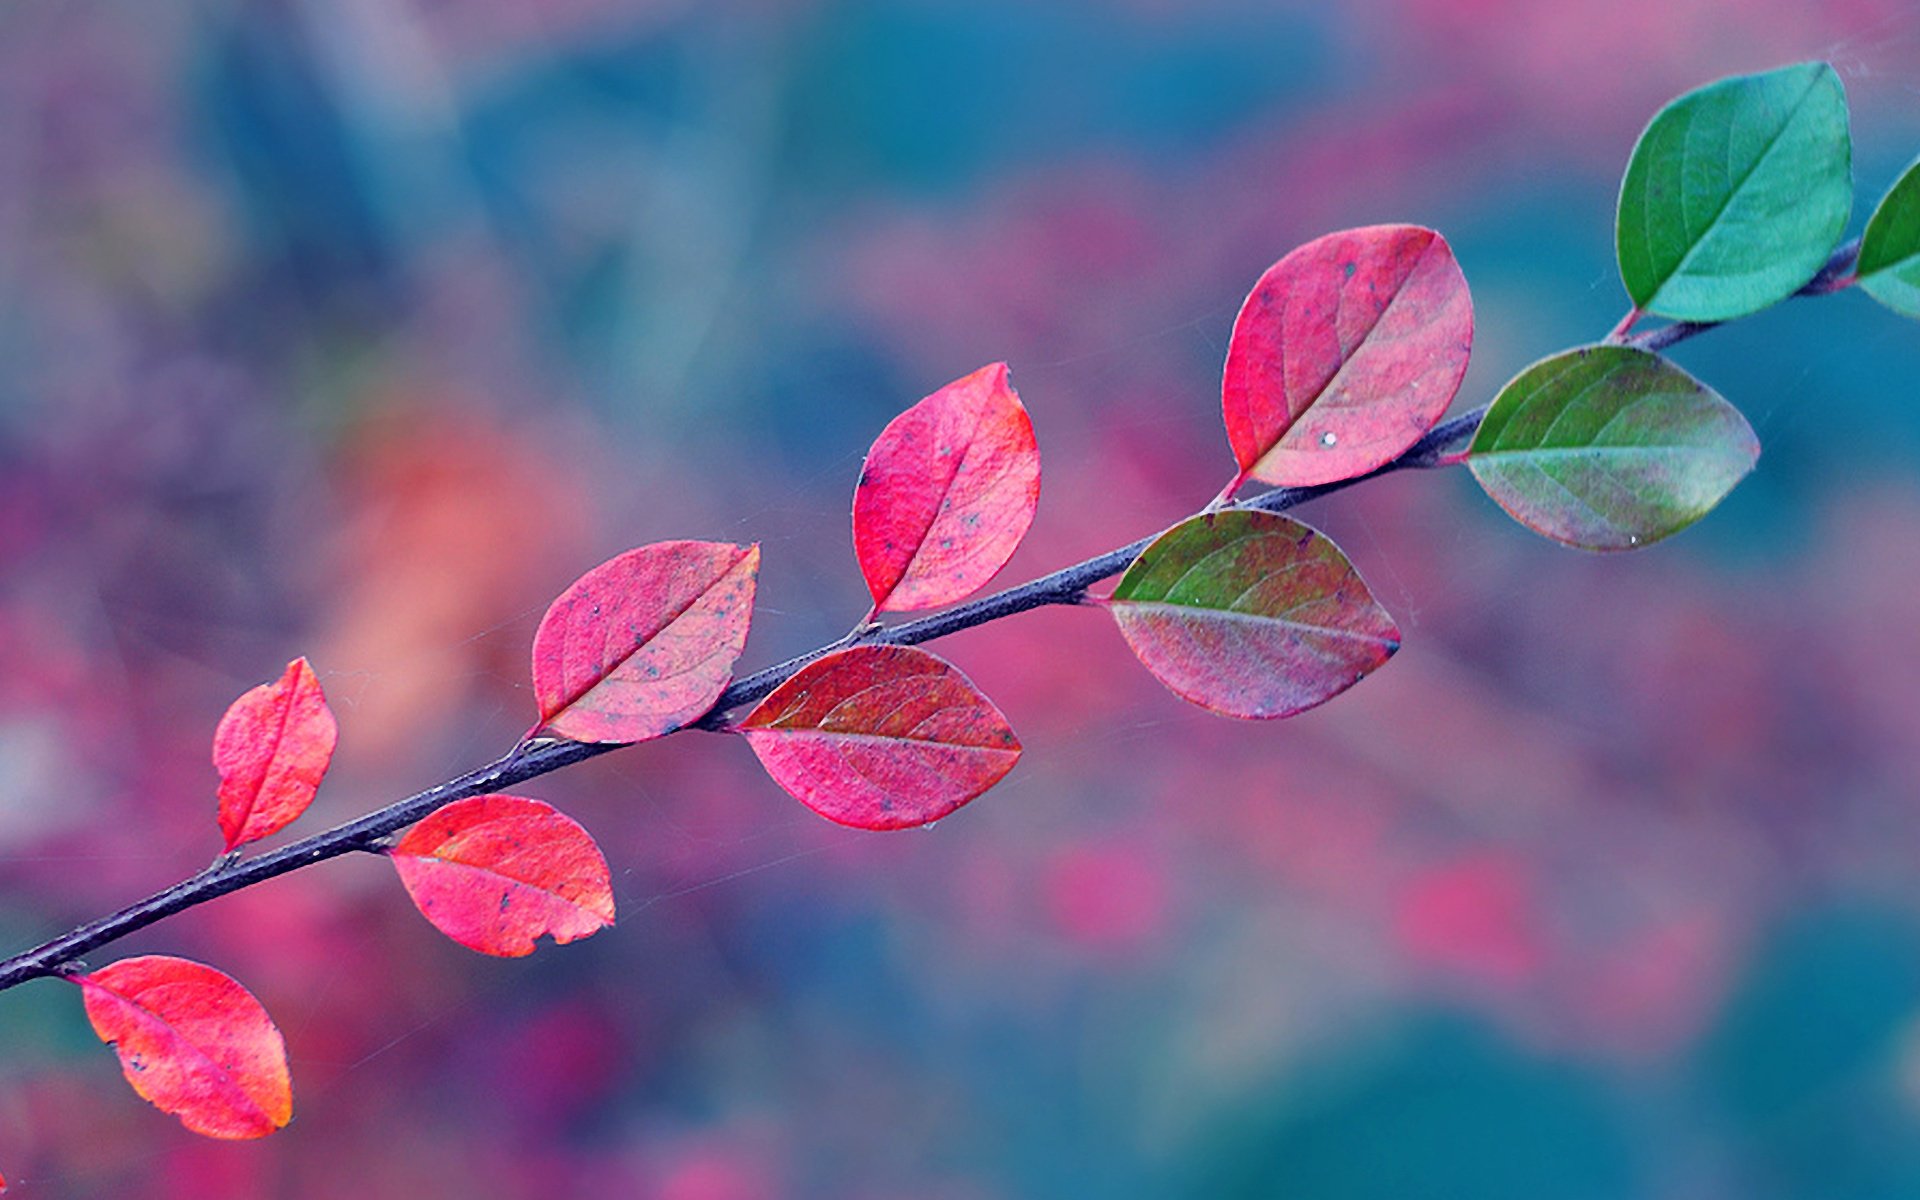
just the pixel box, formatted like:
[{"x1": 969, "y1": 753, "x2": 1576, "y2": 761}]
[
  {"x1": 75, "y1": 956, "x2": 291, "y2": 1140},
  {"x1": 738, "y1": 645, "x2": 1021, "y2": 830},
  {"x1": 1108, "y1": 511, "x2": 1399, "y2": 719},
  {"x1": 532, "y1": 541, "x2": 759, "y2": 743},
  {"x1": 1467, "y1": 345, "x2": 1760, "y2": 550},
  {"x1": 1222, "y1": 224, "x2": 1472, "y2": 488},
  {"x1": 1856, "y1": 155, "x2": 1920, "y2": 318},
  {"x1": 213, "y1": 657, "x2": 337, "y2": 852},
  {"x1": 854, "y1": 363, "x2": 1041, "y2": 613},
  {"x1": 388, "y1": 794, "x2": 614, "y2": 958}
]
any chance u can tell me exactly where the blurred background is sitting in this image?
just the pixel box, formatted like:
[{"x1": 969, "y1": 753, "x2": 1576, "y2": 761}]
[{"x1": 4, "y1": 0, "x2": 1920, "y2": 1195}]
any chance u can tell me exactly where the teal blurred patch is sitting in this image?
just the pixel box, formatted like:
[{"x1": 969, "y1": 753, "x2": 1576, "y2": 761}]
[
  {"x1": 784, "y1": 0, "x2": 1333, "y2": 195},
  {"x1": 1695, "y1": 904, "x2": 1920, "y2": 1199},
  {"x1": 1178, "y1": 1012, "x2": 1637, "y2": 1200},
  {"x1": 191, "y1": 7, "x2": 392, "y2": 289},
  {"x1": 0, "y1": 917, "x2": 99, "y2": 1068}
]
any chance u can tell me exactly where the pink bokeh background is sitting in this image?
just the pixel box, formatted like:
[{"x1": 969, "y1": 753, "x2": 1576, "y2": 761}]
[{"x1": 3, "y1": 1, "x2": 1920, "y2": 1195}]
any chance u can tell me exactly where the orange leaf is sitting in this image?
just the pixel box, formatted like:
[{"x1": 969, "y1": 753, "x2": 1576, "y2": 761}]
[
  {"x1": 388, "y1": 794, "x2": 615, "y2": 957},
  {"x1": 75, "y1": 956, "x2": 292, "y2": 1140},
  {"x1": 532, "y1": 541, "x2": 759, "y2": 743},
  {"x1": 213, "y1": 657, "x2": 338, "y2": 852},
  {"x1": 739, "y1": 645, "x2": 1021, "y2": 830},
  {"x1": 853, "y1": 363, "x2": 1041, "y2": 613}
]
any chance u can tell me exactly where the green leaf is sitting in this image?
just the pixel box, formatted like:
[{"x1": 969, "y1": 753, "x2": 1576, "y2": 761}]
[
  {"x1": 1108, "y1": 511, "x2": 1399, "y2": 719},
  {"x1": 1856, "y1": 156, "x2": 1920, "y2": 317},
  {"x1": 1617, "y1": 61, "x2": 1851, "y2": 322},
  {"x1": 1468, "y1": 345, "x2": 1759, "y2": 551}
]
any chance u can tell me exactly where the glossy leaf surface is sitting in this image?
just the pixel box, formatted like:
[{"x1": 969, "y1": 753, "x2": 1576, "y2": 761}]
[
  {"x1": 1617, "y1": 61, "x2": 1851, "y2": 321},
  {"x1": 1109, "y1": 511, "x2": 1399, "y2": 719},
  {"x1": 739, "y1": 645, "x2": 1020, "y2": 830},
  {"x1": 77, "y1": 956, "x2": 291, "y2": 1140},
  {"x1": 1222, "y1": 224, "x2": 1471, "y2": 487},
  {"x1": 213, "y1": 657, "x2": 337, "y2": 852},
  {"x1": 854, "y1": 362, "x2": 1041, "y2": 613},
  {"x1": 1468, "y1": 345, "x2": 1759, "y2": 551},
  {"x1": 1856, "y1": 156, "x2": 1920, "y2": 317},
  {"x1": 388, "y1": 794, "x2": 614, "y2": 958},
  {"x1": 532, "y1": 541, "x2": 759, "y2": 743}
]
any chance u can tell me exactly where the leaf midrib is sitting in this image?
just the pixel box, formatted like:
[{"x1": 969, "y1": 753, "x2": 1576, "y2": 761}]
[{"x1": 1113, "y1": 599, "x2": 1395, "y2": 647}]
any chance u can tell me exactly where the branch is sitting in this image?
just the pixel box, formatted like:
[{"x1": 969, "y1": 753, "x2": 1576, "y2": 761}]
[
  {"x1": 0, "y1": 738, "x2": 616, "y2": 990},
  {"x1": 0, "y1": 256, "x2": 1819, "y2": 991}
]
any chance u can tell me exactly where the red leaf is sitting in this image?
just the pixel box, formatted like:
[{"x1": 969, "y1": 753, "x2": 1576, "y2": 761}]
[
  {"x1": 1222, "y1": 224, "x2": 1472, "y2": 487},
  {"x1": 74, "y1": 956, "x2": 292, "y2": 1140},
  {"x1": 532, "y1": 541, "x2": 759, "y2": 743},
  {"x1": 388, "y1": 794, "x2": 615, "y2": 957},
  {"x1": 853, "y1": 363, "x2": 1040, "y2": 613},
  {"x1": 738, "y1": 645, "x2": 1021, "y2": 830},
  {"x1": 213, "y1": 657, "x2": 338, "y2": 852}
]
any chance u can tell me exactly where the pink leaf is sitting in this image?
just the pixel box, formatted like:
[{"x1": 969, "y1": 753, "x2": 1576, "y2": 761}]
[
  {"x1": 739, "y1": 645, "x2": 1021, "y2": 830},
  {"x1": 1222, "y1": 224, "x2": 1472, "y2": 487},
  {"x1": 75, "y1": 956, "x2": 292, "y2": 1140},
  {"x1": 854, "y1": 363, "x2": 1040, "y2": 613},
  {"x1": 532, "y1": 541, "x2": 759, "y2": 743},
  {"x1": 388, "y1": 794, "x2": 615, "y2": 958},
  {"x1": 213, "y1": 657, "x2": 338, "y2": 852}
]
